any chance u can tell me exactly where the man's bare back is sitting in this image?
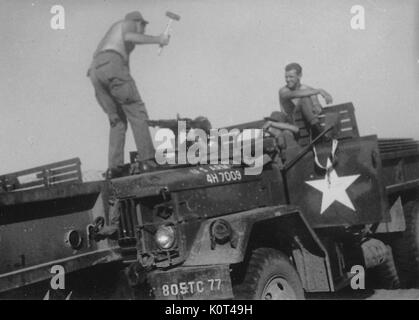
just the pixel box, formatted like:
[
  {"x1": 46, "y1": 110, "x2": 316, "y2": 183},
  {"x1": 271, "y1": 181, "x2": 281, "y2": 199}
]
[{"x1": 94, "y1": 20, "x2": 132, "y2": 61}]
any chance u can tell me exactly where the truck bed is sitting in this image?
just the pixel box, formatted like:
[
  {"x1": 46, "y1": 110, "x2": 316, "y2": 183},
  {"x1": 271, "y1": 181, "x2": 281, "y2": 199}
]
[{"x1": 378, "y1": 138, "x2": 419, "y2": 195}]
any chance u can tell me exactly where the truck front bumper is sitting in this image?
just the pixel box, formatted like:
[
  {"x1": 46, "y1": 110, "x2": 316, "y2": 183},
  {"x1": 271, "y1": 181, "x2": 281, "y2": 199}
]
[{"x1": 148, "y1": 264, "x2": 233, "y2": 300}]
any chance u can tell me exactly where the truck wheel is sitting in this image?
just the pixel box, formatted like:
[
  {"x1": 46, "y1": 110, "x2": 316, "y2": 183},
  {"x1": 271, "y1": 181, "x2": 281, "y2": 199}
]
[
  {"x1": 367, "y1": 245, "x2": 400, "y2": 289},
  {"x1": 391, "y1": 201, "x2": 419, "y2": 288},
  {"x1": 234, "y1": 248, "x2": 304, "y2": 300}
]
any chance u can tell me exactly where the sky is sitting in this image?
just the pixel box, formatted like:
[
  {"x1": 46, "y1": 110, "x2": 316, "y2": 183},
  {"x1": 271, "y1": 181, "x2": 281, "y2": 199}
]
[{"x1": 1, "y1": 0, "x2": 418, "y2": 174}]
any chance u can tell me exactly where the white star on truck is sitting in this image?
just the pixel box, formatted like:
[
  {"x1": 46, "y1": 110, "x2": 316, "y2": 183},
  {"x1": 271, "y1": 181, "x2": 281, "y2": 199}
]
[{"x1": 305, "y1": 159, "x2": 360, "y2": 214}]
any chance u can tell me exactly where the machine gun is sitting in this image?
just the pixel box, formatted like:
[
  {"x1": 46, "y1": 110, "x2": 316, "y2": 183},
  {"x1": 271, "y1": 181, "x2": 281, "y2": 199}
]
[{"x1": 147, "y1": 115, "x2": 212, "y2": 136}]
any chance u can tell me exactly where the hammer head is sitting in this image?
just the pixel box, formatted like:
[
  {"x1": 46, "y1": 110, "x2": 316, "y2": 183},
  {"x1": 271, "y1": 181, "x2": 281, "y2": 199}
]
[{"x1": 166, "y1": 11, "x2": 181, "y2": 21}]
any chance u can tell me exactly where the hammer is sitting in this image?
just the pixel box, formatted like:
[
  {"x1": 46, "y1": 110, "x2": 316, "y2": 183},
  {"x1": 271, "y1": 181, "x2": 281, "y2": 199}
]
[{"x1": 158, "y1": 11, "x2": 181, "y2": 55}]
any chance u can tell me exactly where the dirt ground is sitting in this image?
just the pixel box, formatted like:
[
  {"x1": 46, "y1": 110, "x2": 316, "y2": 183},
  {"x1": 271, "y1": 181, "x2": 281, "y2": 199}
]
[
  {"x1": 2, "y1": 263, "x2": 419, "y2": 300},
  {"x1": 308, "y1": 289, "x2": 419, "y2": 300},
  {"x1": 366, "y1": 289, "x2": 419, "y2": 300}
]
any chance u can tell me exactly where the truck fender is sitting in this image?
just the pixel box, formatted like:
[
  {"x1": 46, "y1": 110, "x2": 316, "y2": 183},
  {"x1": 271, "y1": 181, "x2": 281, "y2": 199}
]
[{"x1": 183, "y1": 205, "x2": 334, "y2": 292}]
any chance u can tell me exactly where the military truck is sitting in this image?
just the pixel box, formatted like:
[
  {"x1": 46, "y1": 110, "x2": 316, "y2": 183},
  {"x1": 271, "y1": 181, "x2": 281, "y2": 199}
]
[
  {"x1": 0, "y1": 158, "x2": 123, "y2": 299},
  {"x1": 103, "y1": 102, "x2": 419, "y2": 300}
]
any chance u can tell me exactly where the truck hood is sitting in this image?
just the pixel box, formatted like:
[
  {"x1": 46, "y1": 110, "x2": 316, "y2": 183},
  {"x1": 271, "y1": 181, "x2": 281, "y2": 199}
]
[{"x1": 111, "y1": 164, "x2": 258, "y2": 199}]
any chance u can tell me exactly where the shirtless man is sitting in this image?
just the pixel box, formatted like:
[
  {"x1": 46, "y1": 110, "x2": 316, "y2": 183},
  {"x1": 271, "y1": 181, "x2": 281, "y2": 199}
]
[
  {"x1": 278, "y1": 63, "x2": 333, "y2": 139},
  {"x1": 88, "y1": 11, "x2": 170, "y2": 178}
]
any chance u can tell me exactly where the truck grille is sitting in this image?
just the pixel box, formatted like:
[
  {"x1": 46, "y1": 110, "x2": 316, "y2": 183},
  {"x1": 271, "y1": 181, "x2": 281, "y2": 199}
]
[
  {"x1": 119, "y1": 199, "x2": 138, "y2": 239},
  {"x1": 118, "y1": 198, "x2": 182, "y2": 267},
  {"x1": 118, "y1": 199, "x2": 138, "y2": 262}
]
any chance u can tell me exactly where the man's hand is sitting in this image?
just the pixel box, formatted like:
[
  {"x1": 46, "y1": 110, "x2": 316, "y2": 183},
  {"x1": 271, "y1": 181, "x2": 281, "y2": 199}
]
[
  {"x1": 159, "y1": 33, "x2": 170, "y2": 46},
  {"x1": 262, "y1": 121, "x2": 272, "y2": 131},
  {"x1": 319, "y1": 89, "x2": 333, "y2": 104}
]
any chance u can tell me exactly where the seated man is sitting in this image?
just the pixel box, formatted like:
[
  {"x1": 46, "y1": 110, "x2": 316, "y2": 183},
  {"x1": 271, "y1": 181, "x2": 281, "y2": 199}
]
[
  {"x1": 263, "y1": 111, "x2": 300, "y2": 164},
  {"x1": 264, "y1": 111, "x2": 299, "y2": 147},
  {"x1": 278, "y1": 63, "x2": 333, "y2": 139}
]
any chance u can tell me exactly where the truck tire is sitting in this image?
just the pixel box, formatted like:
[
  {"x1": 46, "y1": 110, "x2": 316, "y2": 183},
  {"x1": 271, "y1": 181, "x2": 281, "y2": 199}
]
[
  {"x1": 234, "y1": 248, "x2": 304, "y2": 300},
  {"x1": 391, "y1": 201, "x2": 419, "y2": 288},
  {"x1": 368, "y1": 246, "x2": 400, "y2": 289}
]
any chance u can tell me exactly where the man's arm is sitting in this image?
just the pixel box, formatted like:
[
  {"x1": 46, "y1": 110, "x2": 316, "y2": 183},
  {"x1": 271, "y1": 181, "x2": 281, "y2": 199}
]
[
  {"x1": 263, "y1": 121, "x2": 299, "y2": 134},
  {"x1": 124, "y1": 32, "x2": 169, "y2": 46},
  {"x1": 279, "y1": 87, "x2": 333, "y2": 104},
  {"x1": 123, "y1": 20, "x2": 169, "y2": 46},
  {"x1": 279, "y1": 87, "x2": 321, "y2": 100},
  {"x1": 310, "y1": 94, "x2": 324, "y2": 114}
]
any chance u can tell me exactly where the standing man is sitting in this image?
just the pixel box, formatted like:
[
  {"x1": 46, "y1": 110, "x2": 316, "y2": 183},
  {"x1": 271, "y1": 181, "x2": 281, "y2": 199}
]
[
  {"x1": 88, "y1": 11, "x2": 170, "y2": 178},
  {"x1": 278, "y1": 63, "x2": 333, "y2": 139}
]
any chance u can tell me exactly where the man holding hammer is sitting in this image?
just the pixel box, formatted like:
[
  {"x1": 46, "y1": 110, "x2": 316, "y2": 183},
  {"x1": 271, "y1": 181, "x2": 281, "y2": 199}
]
[{"x1": 88, "y1": 11, "x2": 170, "y2": 178}]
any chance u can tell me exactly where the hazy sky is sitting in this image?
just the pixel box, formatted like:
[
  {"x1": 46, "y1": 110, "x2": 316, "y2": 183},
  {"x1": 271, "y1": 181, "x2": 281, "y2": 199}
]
[{"x1": 1, "y1": 0, "x2": 418, "y2": 174}]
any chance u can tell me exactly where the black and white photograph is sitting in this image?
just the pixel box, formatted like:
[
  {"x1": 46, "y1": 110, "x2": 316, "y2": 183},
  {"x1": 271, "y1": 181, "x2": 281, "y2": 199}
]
[{"x1": 1, "y1": 0, "x2": 419, "y2": 302}]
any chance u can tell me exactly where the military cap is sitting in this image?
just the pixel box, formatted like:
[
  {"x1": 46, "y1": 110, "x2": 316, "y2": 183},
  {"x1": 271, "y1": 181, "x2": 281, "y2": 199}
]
[{"x1": 125, "y1": 11, "x2": 149, "y2": 24}]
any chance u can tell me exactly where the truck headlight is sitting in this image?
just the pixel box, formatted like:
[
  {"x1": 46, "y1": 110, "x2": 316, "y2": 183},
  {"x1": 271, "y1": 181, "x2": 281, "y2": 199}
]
[{"x1": 155, "y1": 225, "x2": 175, "y2": 249}]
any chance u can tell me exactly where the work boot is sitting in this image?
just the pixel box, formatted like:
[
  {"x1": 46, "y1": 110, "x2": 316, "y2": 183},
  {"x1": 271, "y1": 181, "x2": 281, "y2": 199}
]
[
  {"x1": 130, "y1": 159, "x2": 159, "y2": 175},
  {"x1": 104, "y1": 166, "x2": 126, "y2": 180}
]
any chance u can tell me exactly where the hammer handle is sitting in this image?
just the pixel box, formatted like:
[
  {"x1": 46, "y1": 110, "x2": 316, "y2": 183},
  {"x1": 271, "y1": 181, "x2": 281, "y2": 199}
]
[{"x1": 158, "y1": 20, "x2": 173, "y2": 55}]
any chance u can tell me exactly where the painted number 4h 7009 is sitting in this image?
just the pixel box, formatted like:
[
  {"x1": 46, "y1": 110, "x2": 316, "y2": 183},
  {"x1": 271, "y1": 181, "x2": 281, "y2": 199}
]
[
  {"x1": 162, "y1": 279, "x2": 222, "y2": 297},
  {"x1": 206, "y1": 170, "x2": 242, "y2": 184}
]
